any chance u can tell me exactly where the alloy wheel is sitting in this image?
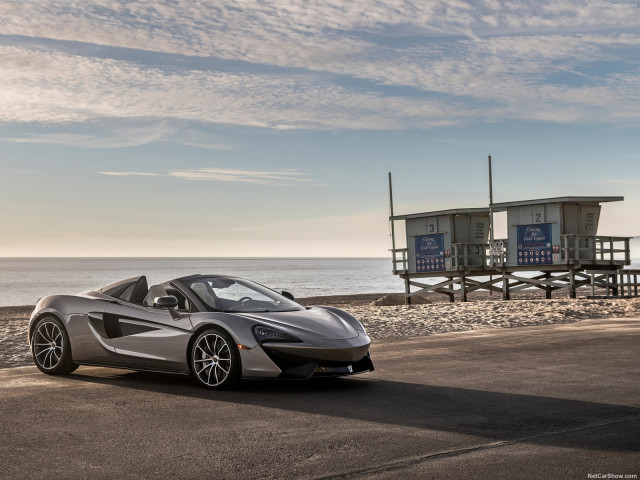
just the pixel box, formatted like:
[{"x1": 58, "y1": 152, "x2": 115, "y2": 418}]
[
  {"x1": 193, "y1": 333, "x2": 232, "y2": 387},
  {"x1": 32, "y1": 321, "x2": 64, "y2": 370}
]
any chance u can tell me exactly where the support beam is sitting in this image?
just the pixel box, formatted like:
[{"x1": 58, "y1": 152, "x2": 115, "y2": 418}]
[
  {"x1": 503, "y1": 274, "x2": 569, "y2": 290},
  {"x1": 397, "y1": 266, "x2": 637, "y2": 303},
  {"x1": 502, "y1": 273, "x2": 510, "y2": 300},
  {"x1": 407, "y1": 277, "x2": 460, "y2": 297},
  {"x1": 545, "y1": 272, "x2": 552, "y2": 299},
  {"x1": 464, "y1": 277, "x2": 503, "y2": 294},
  {"x1": 461, "y1": 276, "x2": 467, "y2": 302},
  {"x1": 432, "y1": 286, "x2": 457, "y2": 297},
  {"x1": 569, "y1": 270, "x2": 576, "y2": 298},
  {"x1": 447, "y1": 277, "x2": 455, "y2": 302},
  {"x1": 405, "y1": 278, "x2": 412, "y2": 306}
]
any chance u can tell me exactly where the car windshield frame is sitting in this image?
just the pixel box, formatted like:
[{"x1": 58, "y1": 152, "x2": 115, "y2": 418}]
[{"x1": 180, "y1": 276, "x2": 304, "y2": 313}]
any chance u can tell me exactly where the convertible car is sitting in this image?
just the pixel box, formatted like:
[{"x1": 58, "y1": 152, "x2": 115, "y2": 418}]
[{"x1": 28, "y1": 274, "x2": 373, "y2": 389}]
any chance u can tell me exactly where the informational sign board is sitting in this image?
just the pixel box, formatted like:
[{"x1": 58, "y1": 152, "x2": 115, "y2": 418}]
[
  {"x1": 489, "y1": 241, "x2": 504, "y2": 255},
  {"x1": 415, "y1": 234, "x2": 445, "y2": 272},
  {"x1": 517, "y1": 223, "x2": 553, "y2": 265}
]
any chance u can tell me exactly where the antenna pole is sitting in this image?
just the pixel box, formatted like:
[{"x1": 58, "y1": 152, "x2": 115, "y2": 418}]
[
  {"x1": 388, "y1": 172, "x2": 396, "y2": 252},
  {"x1": 488, "y1": 155, "x2": 494, "y2": 243},
  {"x1": 488, "y1": 155, "x2": 495, "y2": 295}
]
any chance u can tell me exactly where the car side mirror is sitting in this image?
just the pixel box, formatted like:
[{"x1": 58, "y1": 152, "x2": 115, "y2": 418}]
[
  {"x1": 155, "y1": 295, "x2": 182, "y2": 320},
  {"x1": 281, "y1": 291, "x2": 294, "y2": 301},
  {"x1": 155, "y1": 295, "x2": 178, "y2": 309}
]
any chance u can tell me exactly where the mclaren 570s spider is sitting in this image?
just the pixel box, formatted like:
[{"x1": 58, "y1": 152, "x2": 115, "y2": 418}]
[{"x1": 28, "y1": 274, "x2": 374, "y2": 389}]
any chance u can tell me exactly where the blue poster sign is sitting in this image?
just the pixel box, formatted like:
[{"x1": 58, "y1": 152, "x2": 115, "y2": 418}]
[
  {"x1": 517, "y1": 223, "x2": 553, "y2": 265},
  {"x1": 415, "y1": 234, "x2": 445, "y2": 272}
]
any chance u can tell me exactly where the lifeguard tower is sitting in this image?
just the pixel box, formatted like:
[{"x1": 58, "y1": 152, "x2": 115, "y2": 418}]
[
  {"x1": 492, "y1": 196, "x2": 623, "y2": 267},
  {"x1": 490, "y1": 196, "x2": 631, "y2": 299},
  {"x1": 399, "y1": 208, "x2": 490, "y2": 274},
  {"x1": 388, "y1": 169, "x2": 633, "y2": 303}
]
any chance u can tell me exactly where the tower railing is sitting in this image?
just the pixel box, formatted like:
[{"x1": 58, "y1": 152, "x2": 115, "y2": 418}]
[
  {"x1": 451, "y1": 243, "x2": 487, "y2": 269},
  {"x1": 560, "y1": 235, "x2": 631, "y2": 264},
  {"x1": 390, "y1": 248, "x2": 408, "y2": 274},
  {"x1": 391, "y1": 236, "x2": 630, "y2": 276}
]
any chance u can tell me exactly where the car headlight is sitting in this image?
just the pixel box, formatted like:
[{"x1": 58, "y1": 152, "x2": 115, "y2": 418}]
[{"x1": 253, "y1": 325, "x2": 301, "y2": 343}]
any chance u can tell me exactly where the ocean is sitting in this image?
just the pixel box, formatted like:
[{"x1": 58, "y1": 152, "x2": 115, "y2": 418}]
[
  {"x1": 0, "y1": 257, "x2": 405, "y2": 307},
  {"x1": 2, "y1": 257, "x2": 638, "y2": 307}
]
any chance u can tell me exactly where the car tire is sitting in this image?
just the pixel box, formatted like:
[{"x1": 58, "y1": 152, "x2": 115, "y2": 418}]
[
  {"x1": 31, "y1": 316, "x2": 78, "y2": 375},
  {"x1": 190, "y1": 327, "x2": 239, "y2": 389}
]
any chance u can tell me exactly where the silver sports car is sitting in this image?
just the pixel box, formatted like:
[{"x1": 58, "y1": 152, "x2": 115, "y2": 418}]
[{"x1": 28, "y1": 274, "x2": 374, "y2": 389}]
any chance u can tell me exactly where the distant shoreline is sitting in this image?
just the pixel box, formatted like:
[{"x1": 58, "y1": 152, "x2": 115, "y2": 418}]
[
  {"x1": 0, "y1": 256, "x2": 391, "y2": 260},
  {"x1": 0, "y1": 285, "x2": 618, "y2": 312},
  {"x1": 1, "y1": 256, "x2": 639, "y2": 260},
  {"x1": 0, "y1": 284, "x2": 633, "y2": 311}
]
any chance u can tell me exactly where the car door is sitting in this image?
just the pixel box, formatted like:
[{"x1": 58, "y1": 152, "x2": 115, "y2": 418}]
[
  {"x1": 68, "y1": 302, "x2": 127, "y2": 366},
  {"x1": 103, "y1": 301, "x2": 193, "y2": 373}
]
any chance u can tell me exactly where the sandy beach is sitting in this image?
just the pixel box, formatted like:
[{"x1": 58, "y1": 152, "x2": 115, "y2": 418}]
[{"x1": 2, "y1": 293, "x2": 640, "y2": 369}]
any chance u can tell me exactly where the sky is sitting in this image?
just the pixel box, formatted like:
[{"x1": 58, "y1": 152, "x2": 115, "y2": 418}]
[{"x1": 0, "y1": 0, "x2": 639, "y2": 258}]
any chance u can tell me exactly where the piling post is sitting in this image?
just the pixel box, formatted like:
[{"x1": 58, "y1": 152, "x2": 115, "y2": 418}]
[
  {"x1": 461, "y1": 276, "x2": 468, "y2": 302},
  {"x1": 448, "y1": 277, "x2": 455, "y2": 302},
  {"x1": 502, "y1": 272, "x2": 510, "y2": 300},
  {"x1": 404, "y1": 278, "x2": 412, "y2": 306},
  {"x1": 569, "y1": 269, "x2": 577, "y2": 299},
  {"x1": 545, "y1": 272, "x2": 552, "y2": 299}
]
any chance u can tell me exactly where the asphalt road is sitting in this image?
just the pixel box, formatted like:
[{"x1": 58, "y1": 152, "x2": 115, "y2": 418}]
[{"x1": 1, "y1": 319, "x2": 639, "y2": 480}]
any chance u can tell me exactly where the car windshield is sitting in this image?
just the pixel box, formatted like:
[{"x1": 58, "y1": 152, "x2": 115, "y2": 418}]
[{"x1": 182, "y1": 277, "x2": 304, "y2": 313}]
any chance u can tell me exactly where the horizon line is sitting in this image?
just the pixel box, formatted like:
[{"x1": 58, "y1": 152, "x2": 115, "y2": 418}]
[{"x1": 0, "y1": 256, "x2": 391, "y2": 260}]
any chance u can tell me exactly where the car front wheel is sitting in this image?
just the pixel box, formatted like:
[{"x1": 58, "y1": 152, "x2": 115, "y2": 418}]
[{"x1": 191, "y1": 328, "x2": 239, "y2": 389}]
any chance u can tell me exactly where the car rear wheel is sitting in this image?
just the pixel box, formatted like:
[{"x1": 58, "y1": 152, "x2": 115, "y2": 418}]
[
  {"x1": 191, "y1": 328, "x2": 239, "y2": 389},
  {"x1": 31, "y1": 316, "x2": 78, "y2": 375}
]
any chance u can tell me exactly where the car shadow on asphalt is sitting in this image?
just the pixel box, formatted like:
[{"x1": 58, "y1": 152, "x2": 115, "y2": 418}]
[{"x1": 63, "y1": 367, "x2": 640, "y2": 452}]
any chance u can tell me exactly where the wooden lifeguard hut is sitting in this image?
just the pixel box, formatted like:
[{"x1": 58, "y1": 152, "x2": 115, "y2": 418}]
[
  {"x1": 491, "y1": 196, "x2": 624, "y2": 267},
  {"x1": 390, "y1": 207, "x2": 493, "y2": 302},
  {"x1": 490, "y1": 196, "x2": 631, "y2": 299},
  {"x1": 397, "y1": 208, "x2": 490, "y2": 274},
  {"x1": 388, "y1": 169, "x2": 634, "y2": 302}
]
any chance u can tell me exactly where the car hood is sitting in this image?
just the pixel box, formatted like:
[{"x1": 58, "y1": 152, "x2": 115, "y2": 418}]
[{"x1": 236, "y1": 307, "x2": 360, "y2": 340}]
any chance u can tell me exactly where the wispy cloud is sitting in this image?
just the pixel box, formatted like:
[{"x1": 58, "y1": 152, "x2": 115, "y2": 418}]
[
  {"x1": 98, "y1": 167, "x2": 311, "y2": 186},
  {"x1": 0, "y1": 1, "x2": 639, "y2": 130},
  {"x1": 0, "y1": 46, "x2": 475, "y2": 129},
  {"x1": 0, "y1": 123, "x2": 172, "y2": 148},
  {"x1": 98, "y1": 171, "x2": 161, "y2": 177},
  {"x1": 170, "y1": 168, "x2": 309, "y2": 185},
  {"x1": 0, "y1": 120, "x2": 234, "y2": 149},
  {"x1": 2, "y1": 1, "x2": 638, "y2": 62}
]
